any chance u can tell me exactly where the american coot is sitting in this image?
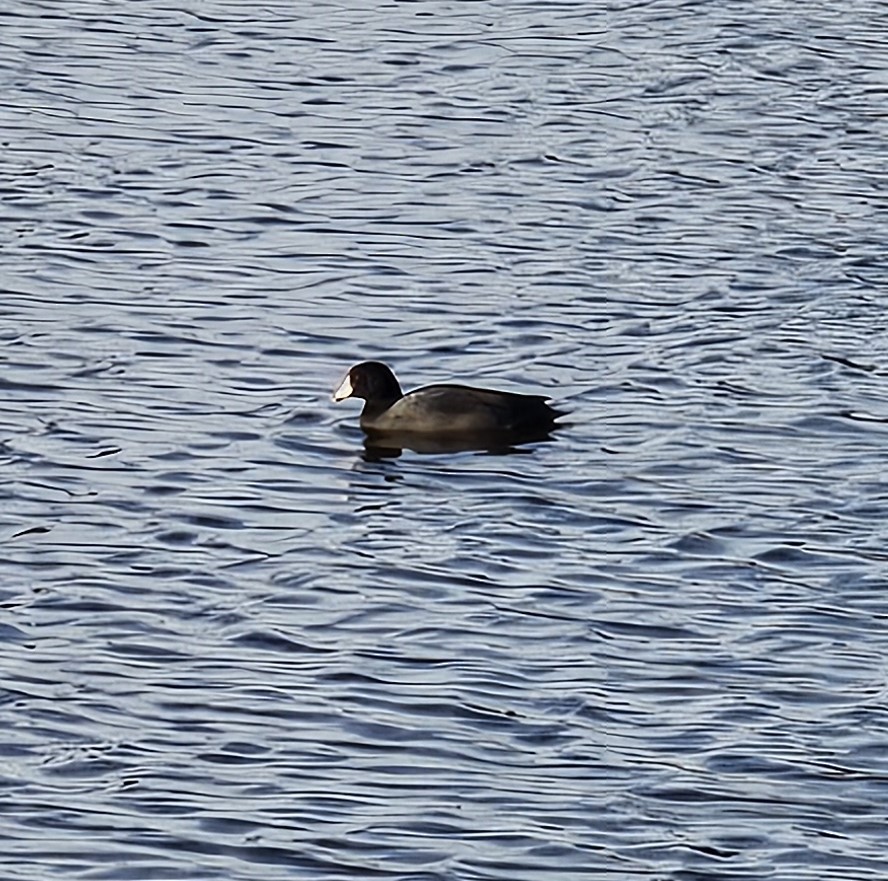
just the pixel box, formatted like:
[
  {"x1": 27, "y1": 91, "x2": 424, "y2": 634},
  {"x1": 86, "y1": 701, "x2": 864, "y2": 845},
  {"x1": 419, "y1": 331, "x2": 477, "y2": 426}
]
[{"x1": 332, "y1": 361, "x2": 564, "y2": 440}]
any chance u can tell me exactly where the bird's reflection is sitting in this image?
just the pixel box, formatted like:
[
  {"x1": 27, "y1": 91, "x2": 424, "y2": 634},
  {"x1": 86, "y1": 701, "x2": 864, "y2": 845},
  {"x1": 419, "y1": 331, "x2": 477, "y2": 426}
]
[{"x1": 361, "y1": 428, "x2": 560, "y2": 461}]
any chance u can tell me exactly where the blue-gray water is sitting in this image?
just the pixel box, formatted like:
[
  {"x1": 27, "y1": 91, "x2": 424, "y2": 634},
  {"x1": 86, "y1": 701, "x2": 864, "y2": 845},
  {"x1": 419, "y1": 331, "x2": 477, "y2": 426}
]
[{"x1": 2, "y1": 2, "x2": 887, "y2": 879}]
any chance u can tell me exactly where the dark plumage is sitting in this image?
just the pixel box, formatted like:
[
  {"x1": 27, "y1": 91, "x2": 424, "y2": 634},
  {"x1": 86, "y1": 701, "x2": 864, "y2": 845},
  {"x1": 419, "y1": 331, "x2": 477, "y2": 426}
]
[{"x1": 332, "y1": 361, "x2": 564, "y2": 438}]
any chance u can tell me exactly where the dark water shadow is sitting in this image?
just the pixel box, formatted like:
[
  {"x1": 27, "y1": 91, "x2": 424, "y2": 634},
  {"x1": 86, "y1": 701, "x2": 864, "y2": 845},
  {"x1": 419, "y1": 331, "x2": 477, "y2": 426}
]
[{"x1": 361, "y1": 426, "x2": 564, "y2": 461}]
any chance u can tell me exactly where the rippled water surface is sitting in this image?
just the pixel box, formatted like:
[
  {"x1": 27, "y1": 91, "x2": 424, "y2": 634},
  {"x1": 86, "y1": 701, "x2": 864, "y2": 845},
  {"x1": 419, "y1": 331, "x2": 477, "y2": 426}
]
[{"x1": 2, "y1": 1, "x2": 888, "y2": 878}]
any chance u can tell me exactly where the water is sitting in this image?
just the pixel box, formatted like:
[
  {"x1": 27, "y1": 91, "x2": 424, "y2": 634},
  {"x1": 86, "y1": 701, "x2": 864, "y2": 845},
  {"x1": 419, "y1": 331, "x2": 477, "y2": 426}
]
[{"x1": 2, "y1": 1, "x2": 888, "y2": 878}]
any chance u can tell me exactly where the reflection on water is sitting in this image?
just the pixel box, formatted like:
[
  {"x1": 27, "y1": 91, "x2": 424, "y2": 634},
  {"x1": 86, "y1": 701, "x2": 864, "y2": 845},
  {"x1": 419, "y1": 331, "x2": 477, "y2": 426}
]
[
  {"x1": 2, "y1": 1, "x2": 888, "y2": 879},
  {"x1": 361, "y1": 427, "x2": 564, "y2": 459}
]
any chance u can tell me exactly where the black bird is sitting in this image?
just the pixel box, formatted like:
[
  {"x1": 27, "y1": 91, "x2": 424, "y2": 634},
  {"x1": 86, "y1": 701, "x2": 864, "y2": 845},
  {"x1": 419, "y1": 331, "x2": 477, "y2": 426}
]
[{"x1": 332, "y1": 361, "x2": 564, "y2": 440}]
